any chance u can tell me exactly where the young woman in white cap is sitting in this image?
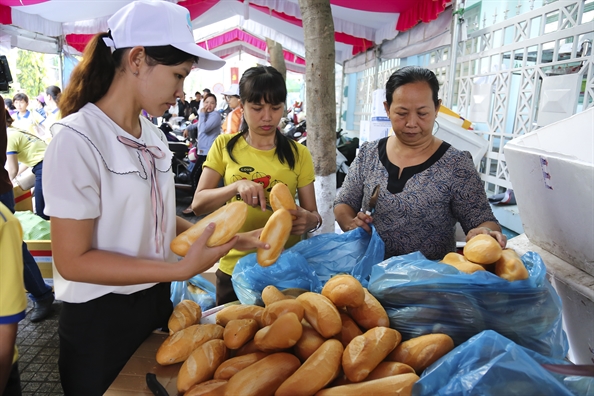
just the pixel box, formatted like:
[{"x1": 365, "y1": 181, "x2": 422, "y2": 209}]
[{"x1": 42, "y1": 1, "x2": 266, "y2": 394}]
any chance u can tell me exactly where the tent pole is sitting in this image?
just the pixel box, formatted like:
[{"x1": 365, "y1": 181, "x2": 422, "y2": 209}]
[
  {"x1": 337, "y1": 60, "x2": 345, "y2": 131},
  {"x1": 446, "y1": 0, "x2": 464, "y2": 109},
  {"x1": 58, "y1": 36, "x2": 64, "y2": 89}
]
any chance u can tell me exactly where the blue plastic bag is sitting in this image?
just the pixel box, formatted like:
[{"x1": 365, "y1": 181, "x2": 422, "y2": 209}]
[
  {"x1": 232, "y1": 227, "x2": 385, "y2": 305},
  {"x1": 413, "y1": 330, "x2": 594, "y2": 396},
  {"x1": 170, "y1": 274, "x2": 216, "y2": 311},
  {"x1": 368, "y1": 251, "x2": 568, "y2": 359}
]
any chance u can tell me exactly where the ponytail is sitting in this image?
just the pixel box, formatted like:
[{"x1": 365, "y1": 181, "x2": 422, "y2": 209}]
[{"x1": 59, "y1": 32, "x2": 123, "y2": 117}]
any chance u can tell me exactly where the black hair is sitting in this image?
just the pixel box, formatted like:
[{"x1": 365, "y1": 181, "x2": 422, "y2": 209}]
[
  {"x1": 60, "y1": 32, "x2": 198, "y2": 117},
  {"x1": 12, "y1": 93, "x2": 28, "y2": 103},
  {"x1": 226, "y1": 66, "x2": 297, "y2": 169},
  {"x1": 203, "y1": 93, "x2": 217, "y2": 105},
  {"x1": 385, "y1": 66, "x2": 440, "y2": 108},
  {"x1": 45, "y1": 85, "x2": 61, "y2": 104},
  {"x1": 4, "y1": 98, "x2": 15, "y2": 110}
]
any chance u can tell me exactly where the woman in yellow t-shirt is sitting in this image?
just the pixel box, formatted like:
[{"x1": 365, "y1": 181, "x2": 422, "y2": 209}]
[{"x1": 191, "y1": 66, "x2": 322, "y2": 305}]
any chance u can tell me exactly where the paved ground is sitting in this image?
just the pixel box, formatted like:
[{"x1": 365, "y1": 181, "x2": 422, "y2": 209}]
[{"x1": 15, "y1": 190, "x2": 200, "y2": 395}]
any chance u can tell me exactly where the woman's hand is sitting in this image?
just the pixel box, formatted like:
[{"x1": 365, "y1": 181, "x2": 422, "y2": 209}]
[
  {"x1": 234, "y1": 229, "x2": 270, "y2": 251},
  {"x1": 346, "y1": 212, "x2": 373, "y2": 235},
  {"x1": 179, "y1": 223, "x2": 238, "y2": 279},
  {"x1": 234, "y1": 180, "x2": 266, "y2": 211},
  {"x1": 288, "y1": 207, "x2": 318, "y2": 235},
  {"x1": 466, "y1": 226, "x2": 507, "y2": 248}
]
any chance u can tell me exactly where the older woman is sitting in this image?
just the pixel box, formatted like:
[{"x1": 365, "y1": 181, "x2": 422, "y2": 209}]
[{"x1": 334, "y1": 66, "x2": 506, "y2": 260}]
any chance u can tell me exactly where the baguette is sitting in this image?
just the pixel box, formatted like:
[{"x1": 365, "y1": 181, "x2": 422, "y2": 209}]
[
  {"x1": 262, "y1": 285, "x2": 290, "y2": 306},
  {"x1": 386, "y1": 333, "x2": 454, "y2": 374},
  {"x1": 257, "y1": 208, "x2": 293, "y2": 267},
  {"x1": 463, "y1": 234, "x2": 502, "y2": 264},
  {"x1": 216, "y1": 305, "x2": 264, "y2": 327},
  {"x1": 315, "y1": 373, "x2": 419, "y2": 396},
  {"x1": 156, "y1": 324, "x2": 224, "y2": 365},
  {"x1": 276, "y1": 339, "x2": 344, "y2": 396},
  {"x1": 168, "y1": 299, "x2": 202, "y2": 334},
  {"x1": 342, "y1": 326, "x2": 401, "y2": 383},
  {"x1": 293, "y1": 321, "x2": 327, "y2": 362},
  {"x1": 184, "y1": 379, "x2": 227, "y2": 396},
  {"x1": 346, "y1": 288, "x2": 390, "y2": 330},
  {"x1": 365, "y1": 361, "x2": 416, "y2": 381},
  {"x1": 234, "y1": 339, "x2": 260, "y2": 356},
  {"x1": 269, "y1": 183, "x2": 297, "y2": 213},
  {"x1": 171, "y1": 201, "x2": 247, "y2": 256},
  {"x1": 177, "y1": 339, "x2": 228, "y2": 394},
  {"x1": 223, "y1": 319, "x2": 259, "y2": 350},
  {"x1": 495, "y1": 248, "x2": 529, "y2": 281},
  {"x1": 321, "y1": 274, "x2": 365, "y2": 308},
  {"x1": 337, "y1": 312, "x2": 363, "y2": 348},
  {"x1": 253, "y1": 312, "x2": 303, "y2": 352},
  {"x1": 213, "y1": 352, "x2": 269, "y2": 380},
  {"x1": 261, "y1": 299, "x2": 304, "y2": 326},
  {"x1": 224, "y1": 353, "x2": 301, "y2": 396},
  {"x1": 296, "y1": 292, "x2": 342, "y2": 338},
  {"x1": 440, "y1": 252, "x2": 486, "y2": 274}
]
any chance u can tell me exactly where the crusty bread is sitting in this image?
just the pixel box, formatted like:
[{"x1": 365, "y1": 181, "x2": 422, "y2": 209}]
[
  {"x1": 337, "y1": 312, "x2": 363, "y2": 348},
  {"x1": 276, "y1": 339, "x2": 343, "y2": 396},
  {"x1": 156, "y1": 324, "x2": 224, "y2": 365},
  {"x1": 269, "y1": 183, "x2": 297, "y2": 213},
  {"x1": 321, "y1": 274, "x2": 365, "y2": 308},
  {"x1": 170, "y1": 201, "x2": 248, "y2": 256},
  {"x1": 253, "y1": 312, "x2": 303, "y2": 352},
  {"x1": 346, "y1": 288, "x2": 390, "y2": 330},
  {"x1": 293, "y1": 321, "x2": 327, "y2": 362},
  {"x1": 463, "y1": 234, "x2": 502, "y2": 265},
  {"x1": 177, "y1": 339, "x2": 228, "y2": 394},
  {"x1": 386, "y1": 333, "x2": 454, "y2": 374},
  {"x1": 262, "y1": 285, "x2": 290, "y2": 306},
  {"x1": 223, "y1": 318, "x2": 259, "y2": 350},
  {"x1": 495, "y1": 248, "x2": 529, "y2": 281},
  {"x1": 440, "y1": 252, "x2": 486, "y2": 274},
  {"x1": 168, "y1": 299, "x2": 202, "y2": 334},
  {"x1": 213, "y1": 352, "x2": 269, "y2": 380},
  {"x1": 257, "y1": 208, "x2": 293, "y2": 267},
  {"x1": 216, "y1": 305, "x2": 264, "y2": 327},
  {"x1": 184, "y1": 379, "x2": 227, "y2": 396},
  {"x1": 365, "y1": 361, "x2": 416, "y2": 381},
  {"x1": 315, "y1": 373, "x2": 419, "y2": 396},
  {"x1": 261, "y1": 299, "x2": 304, "y2": 326},
  {"x1": 296, "y1": 292, "x2": 342, "y2": 338}
]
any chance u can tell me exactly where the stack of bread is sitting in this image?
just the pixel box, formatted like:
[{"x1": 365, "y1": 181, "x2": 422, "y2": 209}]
[
  {"x1": 156, "y1": 274, "x2": 455, "y2": 395},
  {"x1": 439, "y1": 234, "x2": 529, "y2": 281}
]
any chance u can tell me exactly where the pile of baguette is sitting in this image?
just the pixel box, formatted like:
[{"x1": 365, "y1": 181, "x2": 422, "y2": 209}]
[{"x1": 156, "y1": 274, "x2": 454, "y2": 395}]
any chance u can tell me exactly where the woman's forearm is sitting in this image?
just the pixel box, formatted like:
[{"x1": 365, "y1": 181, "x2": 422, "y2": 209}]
[
  {"x1": 192, "y1": 184, "x2": 238, "y2": 215},
  {"x1": 334, "y1": 203, "x2": 357, "y2": 231}
]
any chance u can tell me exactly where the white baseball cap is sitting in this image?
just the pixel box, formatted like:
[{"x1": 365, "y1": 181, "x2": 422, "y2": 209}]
[
  {"x1": 103, "y1": 0, "x2": 225, "y2": 71},
  {"x1": 222, "y1": 84, "x2": 240, "y2": 97}
]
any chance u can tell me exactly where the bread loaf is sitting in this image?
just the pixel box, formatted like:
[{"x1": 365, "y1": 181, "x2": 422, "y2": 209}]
[
  {"x1": 321, "y1": 274, "x2": 365, "y2": 308},
  {"x1": 293, "y1": 321, "x2": 327, "y2": 362},
  {"x1": 156, "y1": 324, "x2": 224, "y2": 365},
  {"x1": 177, "y1": 339, "x2": 228, "y2": 394},
  {"x1": 337, "y1": 312, "x2": 363, "y2": 348},
  {"x1": 168, "y1": 299, "x2": 202, "y2": 334},
  {"x1": 495, "y1": 248, "x2": 529, "y2": 281},
  {"x1": 365, "y1": 361, "x2": 416, "y2": 381},
  {"x1": 184, "y1": 379, "x2": 227, "y2": 396},
  {"x1": 463, "y1": 234, "x2": 502, "y2": 264},
  {"x1": 223, "y1": 319, "x2": 259, "y2": 350},
  {"x1": 276, "y1": 339, "x2": 344, "y2": 396},
  {"x1": 216, "y1": 305, "x2": 264, "y2": 327},
  {"x1": 261, "y1": 285, "x2": 290, "y2": 306},
  {"x1": 224, "y1": 353, "x2": 301, "y2": 396},
  {"x1": 387, "y1": 333, "x2": 454, "y2": 374},
  {"x1": 315, "y1": 373, "x2": 419, "y2": 396},
  {"x1": 440, "y1": 252, "x2": 486, "y2": 274},
  {"x1": 213, "y1": 352, "x2": 269, "y2": 380},
  {"x1": 296, "y1": 292, "x2": 342, "y2": 338},
  {"x1": 171, "y1": 201, "x2": 247, "y2": 256},
  {"x1": 269, "y1": 183, "x2": 297, "y2": 213},
  {"x1": 257, "y1": 208, "x2": 293, "y2": 267},
  {"x1": 234, "y1": 339, "x2": 260, "y2": 356},
  {"x1": 253, "y1": 312, "x2": 303, "y2": 352},
  {"x1": 342, "y1": 326, "x2": 401, "y2": 382},
  {"x1": 346, "y1": 288, "x2": 389, "y2": 330},
  {"x1": 261, "y1": 299, "x2": 304, "y2": 326}
]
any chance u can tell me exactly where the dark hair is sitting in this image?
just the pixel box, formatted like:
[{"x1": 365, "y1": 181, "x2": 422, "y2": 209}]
[
  {"x1": 203, "y1": 93, "x2": 217, "y2": 105},
  {"x1": 13, "y1": 93, "x2": 28, "y2": 103},
  {"x1": 385, "y1": 66, "x2": 440, "y2": 108},
  {"x1": 45, "y1": 85, "x2": 62, "y2": 104},
  {"x1": 4, "y1": 98, "x2": 15, "y2": 110},
  {"x1": 203, "y1": 88, "x2": 211, "y2": 93},
  {"x1": 194, "y1": 91, "x2": 200, "y2": 96},
  {"x1": 227, "y1": 66, "x2": 297, "y2": 169},
  {"x1": 5, "y1": 109, "x2": 13, "y2": 126},
  {"x1": 60, "y1": 32, "x2": 198, "y2": 118}
]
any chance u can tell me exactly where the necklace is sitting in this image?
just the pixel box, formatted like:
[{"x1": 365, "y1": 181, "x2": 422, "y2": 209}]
[{"x1": 245, "y1": 133, "x2": 276, "y2": 150}]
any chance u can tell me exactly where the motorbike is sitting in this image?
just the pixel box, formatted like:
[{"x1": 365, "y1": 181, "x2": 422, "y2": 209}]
[{"x1": 159, "y1": 122, "x2": 193, "y2": 187}]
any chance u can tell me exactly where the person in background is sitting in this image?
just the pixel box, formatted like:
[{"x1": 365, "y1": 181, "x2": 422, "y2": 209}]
[
  {"x1": 4, "y1": 98, "x2": 17, "y2": 117},
  {"x1": 42, "y1": 2, "x2": 265, "y2": 393},
  {"x1": 178, "y1": 93, "x2": 190, "y2": 121},
  {"x1": 11, "y1": 93, "x2": 44, "y2": 139},
  {"x1": 1, "y1": 98, "x2": 54, "y2": 328},
  {"x1": 334, "y1": 66, "x2": 506, "y2": 260},
  {"x1": 34, "y1": 94, "x2": 46, "y2": 118},
  {"x1": 189, "y1": 91, "x2": 201, "y2": 117},
  {"x1": 222, "y1": 84, "x2": 242, "y2": 134},
  {"x1": 40, "y1": 85, "x2": 62, "y2": 137},
  {"x1": 0, "y1": 99, "x2": 26, "y2": 396},
  {"x1": 191, "y1": 66, "x2": 321, "y2": 304}
]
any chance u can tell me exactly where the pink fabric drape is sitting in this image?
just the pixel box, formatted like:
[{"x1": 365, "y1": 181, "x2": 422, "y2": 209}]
[
  {"x1": 396, "y1": 0, "x2": 448, "y2": 32},
  {"x1": 0, "y1": 4, "x2": 11, "y2": 24},
  {"x1": 177, "y1": 0, "x2": 219, "y2": 20},
  {"x1": 65, "y1": 33, "x2": 93, "y2": 53},
  {"x1": 0, "y1": 0, "x2": 47, "y2": 5}
]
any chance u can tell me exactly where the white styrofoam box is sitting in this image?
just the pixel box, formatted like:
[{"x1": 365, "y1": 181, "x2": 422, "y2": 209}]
[
  {"x1": 468, "y1": 82, "x2": 492, "y2": 123},
  {"x1": 507, "y1": 234, "x2": 594, "y2": 365},
  {"x1": 504, "y1": 107, "x2": 594, "y2": 277},
  {"x1": 434, "y1": 115, "x2": 489, "y2": 168},
  {"x1": 537, "y1": 73, "x2": 581, "y2": 127},
  {"x1": 360, "y1": 117, "x2": 391, "y2": 143},
  {"x1": 371, "y1": 89, "x2": 387, "y2": 118}
]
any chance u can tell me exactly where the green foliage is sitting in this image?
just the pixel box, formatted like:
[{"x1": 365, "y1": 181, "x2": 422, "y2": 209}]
[{"x1": 15, "y1": 50, "x2": 46, "y2": 98}]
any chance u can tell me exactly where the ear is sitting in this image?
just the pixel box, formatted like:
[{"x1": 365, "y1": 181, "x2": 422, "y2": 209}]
[
  {"x1": 383, "y1": 101, "x2": 390, "y2": 115},
  {"x1": 436, "y1": 99, "x2": 442, "y2": 114},
  {"x1": 127, "y1": 46, "x2": 146, "y2": 74}
]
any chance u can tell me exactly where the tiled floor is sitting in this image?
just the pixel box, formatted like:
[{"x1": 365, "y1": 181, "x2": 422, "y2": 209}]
[{"x1": 15, "y1": 191, "x2": 199, "y2": 395}]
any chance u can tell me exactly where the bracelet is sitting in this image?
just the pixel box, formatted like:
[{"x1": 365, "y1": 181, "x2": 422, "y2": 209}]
[{"x1": 308, "y1": 211, "x2": 323, "y2": 233}]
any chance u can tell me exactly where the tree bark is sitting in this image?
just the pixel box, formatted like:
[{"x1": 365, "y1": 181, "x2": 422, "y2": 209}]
[
  {"x1": 298, "y1": 0, "x2": 337, "y2": 234},
  {"x1": 266, "y1": 38, "x2": 287, "y2": 81}
]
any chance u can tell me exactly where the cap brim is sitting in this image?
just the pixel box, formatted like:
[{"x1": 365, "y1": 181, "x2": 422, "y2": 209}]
[{"x1": 172, "y1": 42, "x2": 225, "y2": 71}]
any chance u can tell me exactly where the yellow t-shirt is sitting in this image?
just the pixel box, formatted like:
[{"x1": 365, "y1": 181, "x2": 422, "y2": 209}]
[
  {"x1": 204, "y1": 134, "x2": 315, "y2": 275},
  {"x1": 0, "y1": 203, "x2": 27, "y2": 364},
  {"x1": 12, "y1": 110, "x2": 46, "y2": 140},
  {"x1": 6, "y1": 127, "x2": 47, "y2": 168}
]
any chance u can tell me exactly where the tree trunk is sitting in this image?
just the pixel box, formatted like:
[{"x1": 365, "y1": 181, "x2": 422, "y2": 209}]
[
  {"x1": 266, "y1": 38, "x2": 287, "y2": 81},
  {"x1": 298, "y1": 0, "x2": 336, "y2": 234}
]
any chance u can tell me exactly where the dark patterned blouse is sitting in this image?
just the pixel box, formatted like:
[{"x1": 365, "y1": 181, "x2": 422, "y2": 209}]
[{"x1": 334, "y1": 137, "x2": 498, "y2": 260}]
